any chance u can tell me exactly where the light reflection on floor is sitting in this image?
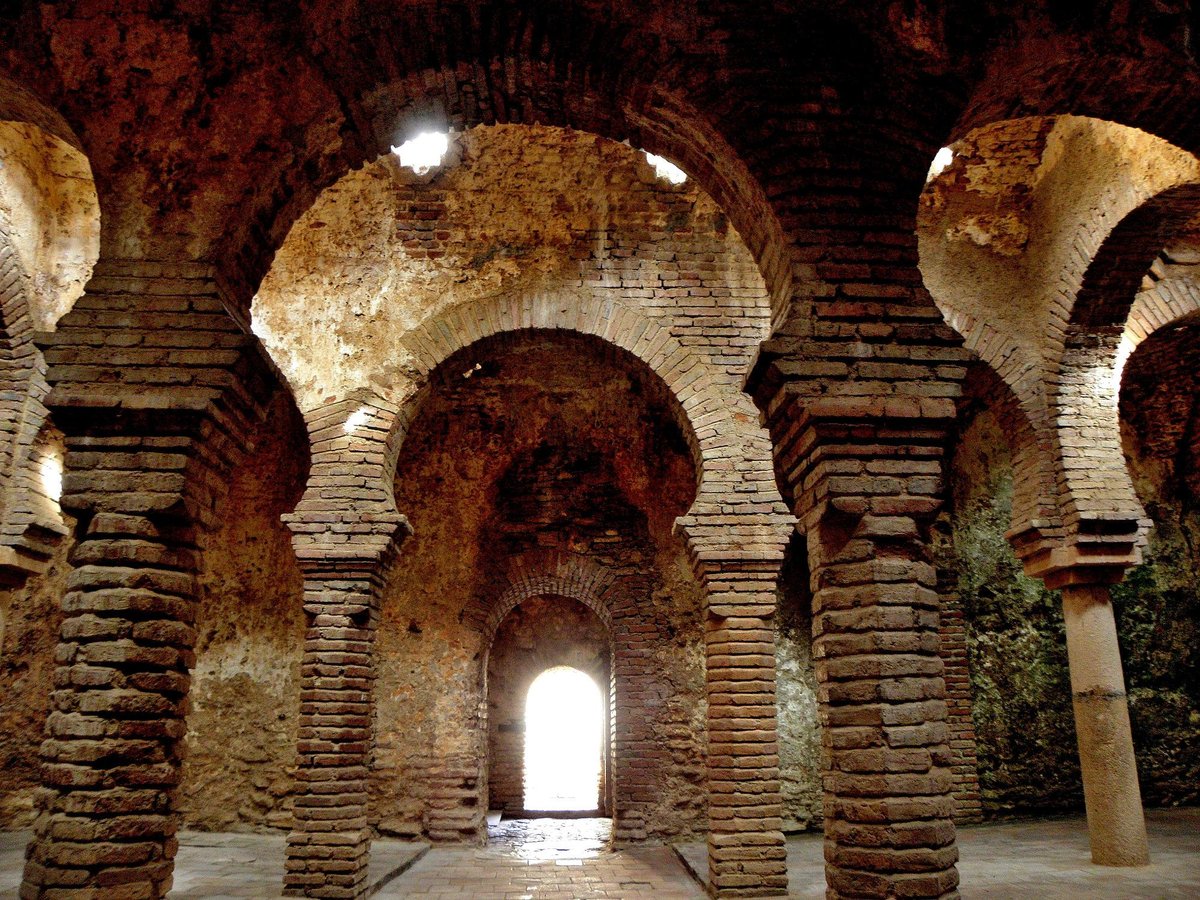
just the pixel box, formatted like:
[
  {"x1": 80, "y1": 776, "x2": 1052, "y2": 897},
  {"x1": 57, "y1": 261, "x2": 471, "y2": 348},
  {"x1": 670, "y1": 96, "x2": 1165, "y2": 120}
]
[
  {"x1": 381, "y1": 815, "x2": 702, "y2": 898},
  {"x1": 487, "y1": 816, "x2": 611, "y2": 861}
]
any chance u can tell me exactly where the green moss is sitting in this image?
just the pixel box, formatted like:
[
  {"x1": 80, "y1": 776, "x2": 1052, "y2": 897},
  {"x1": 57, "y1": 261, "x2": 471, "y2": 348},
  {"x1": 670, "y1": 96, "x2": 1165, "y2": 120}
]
[
  {"x1": 943, "y1": 472, "x2": 1082, "y2": 815},
  {"x1": 946, "y1": 399, "x2": 1200, "y2": 816},
  {"x1": 1111, "y1": 511, "x2": 1200, "y2": 807}
]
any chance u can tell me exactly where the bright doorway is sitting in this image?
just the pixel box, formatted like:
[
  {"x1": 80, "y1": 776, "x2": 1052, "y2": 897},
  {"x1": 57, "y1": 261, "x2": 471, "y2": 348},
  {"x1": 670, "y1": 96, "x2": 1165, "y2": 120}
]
[{"x1": 523, "y1": 665, "x2": 604, "y2": 811}]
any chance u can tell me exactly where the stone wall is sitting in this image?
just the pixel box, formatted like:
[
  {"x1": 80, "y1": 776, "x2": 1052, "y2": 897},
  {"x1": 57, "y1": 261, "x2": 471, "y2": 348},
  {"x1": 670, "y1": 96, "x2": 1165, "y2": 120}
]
[
  {"x1": 943, "y1": 354, "x2": 1200, "y2": 815},
  {"x1": 774, "y1": 533, "x2": 821, "y2": 833},
  {"x1": 252, "y1": 124, "x2": 771, "y2": 412},
  {"x1": 0, "y1": 515, "x2": 71, "y2": 826},
  {"x1": 0, "y1": 385, "x2": 310, "y2": 835},
  {"x1": 939, "y1": 382, "x2": 1081, "y2": 815},
  {"x1": 178, "y1": 387, "x2": 309, "y2": 831},
  {"x1": 1114, "y1": 327, "x2": 1200, "y2": 808}
]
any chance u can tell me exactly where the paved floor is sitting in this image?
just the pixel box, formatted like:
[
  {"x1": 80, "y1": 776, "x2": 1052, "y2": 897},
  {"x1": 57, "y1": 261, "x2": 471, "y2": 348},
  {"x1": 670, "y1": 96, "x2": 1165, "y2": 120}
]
[
  {"x1": 382, "y1": 818, "x2": 699, "y2": 898},
  {"x1": 678, "y1": 807, "x2": 1200, "y2": 899},
  {"x1": 1, "y1": 808, "x2": 1198, "y2": 897},
  {"x1": 0, "y1": 830, "x2": 427, "y2": 899}
]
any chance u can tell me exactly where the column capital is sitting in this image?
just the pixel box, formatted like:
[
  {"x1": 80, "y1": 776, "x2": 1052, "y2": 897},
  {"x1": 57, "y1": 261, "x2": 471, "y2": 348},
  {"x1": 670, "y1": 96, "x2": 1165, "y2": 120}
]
[
  {"x1": 1011, "y1": 520, "x2": 1149, "y2": 589},
  {"x1": 283, "y1": 509, "x2": 412, "y2": 580}
]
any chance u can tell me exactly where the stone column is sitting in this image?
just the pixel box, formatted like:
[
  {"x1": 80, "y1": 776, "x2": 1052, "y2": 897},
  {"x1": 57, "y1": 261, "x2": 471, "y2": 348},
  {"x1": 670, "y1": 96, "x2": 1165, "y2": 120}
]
[
  {"x1": 679, "y1": 515, "x2": 791, "y2": 897},
  {"x1": 19, "y1": 260, "x2": 270, "y2": 899},
  {"x1": 1060, "y1": 581, "x2": 1149, "y2": 866},
  {"x1": 282, "y1": 394, "x2": 409, "y2": 899},
  {"x1": 1023, "y1": 322, "x2": 1153, "y2": 867}
]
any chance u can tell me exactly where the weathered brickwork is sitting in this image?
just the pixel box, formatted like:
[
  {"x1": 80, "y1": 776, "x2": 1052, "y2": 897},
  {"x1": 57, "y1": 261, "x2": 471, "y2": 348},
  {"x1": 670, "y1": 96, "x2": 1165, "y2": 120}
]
[
  {"x1": 0, "y1": 223, "x2": 66, "y2": 583},
  {"x1": 381, "y1": 333, "x2": 707, "y2": 847},
  {"x1": 180, "y1": 388, "x2": 307, "y2": 833},
  {"x1": 16, "y1": 261, "x2": 275, "y2": 898},
  {"x1": 0, "y1": 5, "x2": 1199, "y2": 899}
]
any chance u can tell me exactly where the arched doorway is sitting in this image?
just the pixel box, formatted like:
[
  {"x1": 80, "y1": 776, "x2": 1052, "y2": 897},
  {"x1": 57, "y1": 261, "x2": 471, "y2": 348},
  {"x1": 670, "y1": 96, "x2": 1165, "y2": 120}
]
[
  {"x1": 486, "y1": 594, "x2": 613, "y2": 821},
  {"x1": 523, "y1": 666, "x2": 605, "y2": 813}
]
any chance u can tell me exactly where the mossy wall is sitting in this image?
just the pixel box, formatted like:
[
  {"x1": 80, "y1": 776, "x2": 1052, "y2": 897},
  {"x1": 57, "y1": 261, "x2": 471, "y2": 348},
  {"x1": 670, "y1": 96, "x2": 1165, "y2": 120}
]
[
  {"x1": 944, "y1": 344, "x2": 1200, "y2": 816},
  {"x1": 1113, "y1": 327, "x2": 1200, "y2": 808},
  {"x1": 939, "y1": 396, "x2": 1081, "y2": 815},
  {"x1": 775, "y1": 533, "x2": 822, "y2": 832}
]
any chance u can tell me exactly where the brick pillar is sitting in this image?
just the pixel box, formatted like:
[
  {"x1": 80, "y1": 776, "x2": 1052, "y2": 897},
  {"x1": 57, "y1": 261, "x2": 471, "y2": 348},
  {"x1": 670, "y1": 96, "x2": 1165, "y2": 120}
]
[
  {"x1": 283, "y1": 558, "x2": 388, "y2": 897},
  {"x1": 282, "y1": 394, "x2": 410, "y2": 898},
  {"x1": 750, "y1": 359, "x2": 966, "y2": 898},
  {"x1": 935, "y1": 577, "x2": 982, "y2": 824},
  {"x1": 19, "y1": 260, "x2": 270, "y2": 899},
  {"x1": 679, "y1": 514, "x2": 792, "y2": 897},
  {"x1": 801, "y1": 422, "x2": 959, "y2": 899}
]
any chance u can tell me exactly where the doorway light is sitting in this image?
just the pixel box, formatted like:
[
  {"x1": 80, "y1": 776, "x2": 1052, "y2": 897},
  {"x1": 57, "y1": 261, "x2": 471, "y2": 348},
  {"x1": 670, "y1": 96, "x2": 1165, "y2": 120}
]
[{"x1": 524, "y1": 666, "x2": 603, "y2": 811}]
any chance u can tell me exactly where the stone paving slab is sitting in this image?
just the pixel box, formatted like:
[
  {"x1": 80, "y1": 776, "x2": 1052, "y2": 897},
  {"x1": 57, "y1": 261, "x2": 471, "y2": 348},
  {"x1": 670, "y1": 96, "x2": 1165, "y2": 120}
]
[
  {"x1": 0, "y1": 831, "x2": 25, "y2": 900},
  {"x1": 675, "y1": 808, "x2": 1200, "y2": 898}
]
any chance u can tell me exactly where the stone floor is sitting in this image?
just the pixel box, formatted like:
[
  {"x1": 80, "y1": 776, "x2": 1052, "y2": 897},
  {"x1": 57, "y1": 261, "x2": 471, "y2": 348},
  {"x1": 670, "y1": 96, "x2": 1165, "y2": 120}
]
[
  {"x1": 1, "y1": 808, "x2": 1198, "y2": 897},
  {"x1": 679, "y1": 807, "x2": 1200, "y2": 899},
  {"x1": 384, "y1": 818, "x2": 698, "y2": 898},
  {"x1": 0, "y1": 830, "x2": 428, "y2": 899}
]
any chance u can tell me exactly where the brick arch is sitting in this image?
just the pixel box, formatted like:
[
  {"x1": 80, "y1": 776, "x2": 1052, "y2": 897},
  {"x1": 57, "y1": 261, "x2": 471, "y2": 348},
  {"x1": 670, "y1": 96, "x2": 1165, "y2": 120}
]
[
  {"x1": 222, "y1": 5, "x2": 793, "y2": 324},
  {"x1": 956, "y1": 360, "x2": 1063, "y2": 552},
  {"x1": 0, "y1": 118, "x2": 100, "y2": 332},
  {"x1": 917, "y1": 114, "x2": 1200, "y2": 575},
  {"x1": 1050, "y1": 182, "x2": 1200, "y2": 565},
  {"x1": 953, "y1": 46, "x2": 1200, "y2": 156},
  {"x1": 469, "y1": 551, "x2": 618, "y2": 649},
  {"x1": 936, "y1": 305, "x2": 1043, "y2": 409},
  {"x1": 1072, "y1": 183, "x2": 1200, "y2": 330},
  {"x1": 284, "y1": 290, "x2": 793, "y2": 580},
  {"x1": 1126, "y1": 274, "x2": 1200, "y2": 352},
  {"x1": 921, "y1": 115, "x2": 1200, "y2": 371},
  {"x1": 386, "y1": 292, "x2": 775, "y2": 510},
  {"x1": 0, "y1": 220, "x2": 63, "y2": 580},
  {"x1": 0, "y1": 72, "x2": 83, "y2": 154}
]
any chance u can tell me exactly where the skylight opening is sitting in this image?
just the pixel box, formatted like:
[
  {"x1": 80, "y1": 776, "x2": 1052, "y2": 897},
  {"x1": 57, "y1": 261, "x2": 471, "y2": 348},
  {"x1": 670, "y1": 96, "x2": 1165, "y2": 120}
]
[
  {"x1": 39, "y1": 448, "x2": 63, "y2": 504},
  {"x1": 343, "y1": 405, "x2": 371, "y2": 434},
  {"x1": 391, "y1": 132, "x2": 450, "y2": 174},
  {"x1": 644, "y1": 151, "x2": 688, "y2": 185},
  {"x1": 926, "y1": 146, "x2": 955, "y2": 182}
]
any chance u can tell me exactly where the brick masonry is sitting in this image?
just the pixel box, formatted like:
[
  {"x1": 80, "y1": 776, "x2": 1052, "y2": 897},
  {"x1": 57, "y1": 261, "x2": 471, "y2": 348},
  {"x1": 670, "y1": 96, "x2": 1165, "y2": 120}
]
[
  {"x1": 18, "y1": 261, "x2": 275, "y2": 899},
  {"x1": 0, "y1": 6, "x2": 1198, "y2": 899}
]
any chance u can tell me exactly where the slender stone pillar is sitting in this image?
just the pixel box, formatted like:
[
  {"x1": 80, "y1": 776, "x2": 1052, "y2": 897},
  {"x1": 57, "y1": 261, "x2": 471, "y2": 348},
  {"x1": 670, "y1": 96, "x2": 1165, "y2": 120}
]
[{"x1": 1060, "y1": 583, "x2": 1150, "y2": 866}]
